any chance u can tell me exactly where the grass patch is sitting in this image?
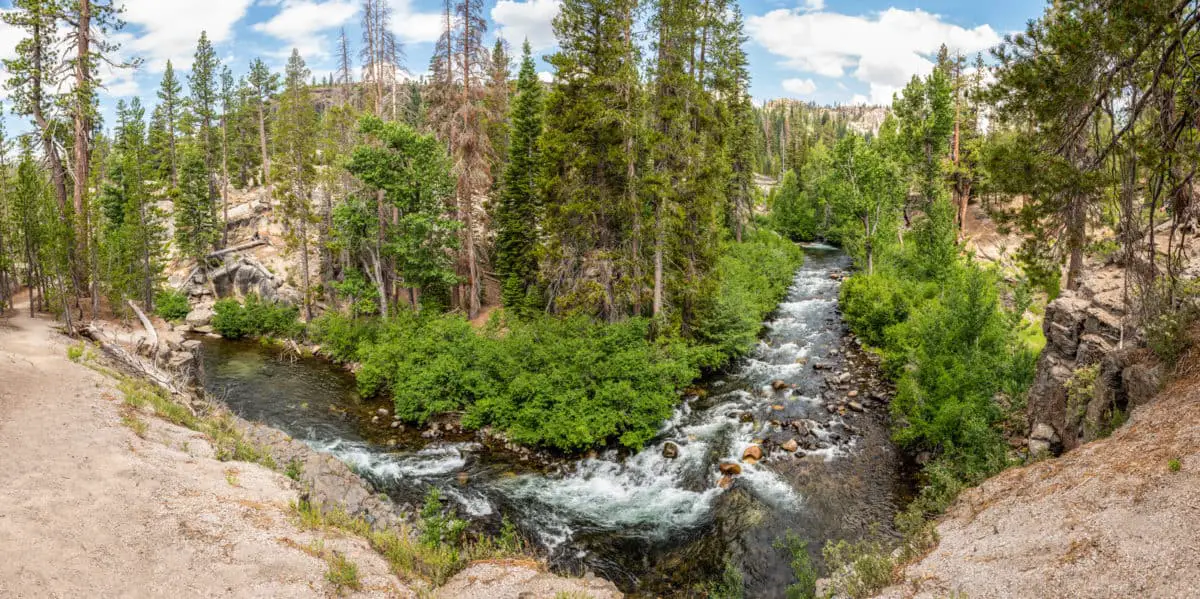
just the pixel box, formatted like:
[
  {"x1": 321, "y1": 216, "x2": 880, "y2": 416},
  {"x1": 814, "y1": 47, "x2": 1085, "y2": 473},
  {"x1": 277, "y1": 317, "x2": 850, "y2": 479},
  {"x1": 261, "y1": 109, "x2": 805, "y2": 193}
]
[
  {"x1": 324, "y1": 551, "x2": 362, "y2": 594},
  {"x1": 291, "y1": 489, "x2": 530, "y2": 588},
  {"x1": 115, "y1": 377, "x2": 277, "y2": 470},
  {"x1": 1169, "y1": 458, "x2": 1182, "y2": 472},
  {"x1": 225, "y1": 468, "x2": 241, "y2": 487},
  {"x1": 120, "y1": 405, "x2": 149, "y2": 438}
]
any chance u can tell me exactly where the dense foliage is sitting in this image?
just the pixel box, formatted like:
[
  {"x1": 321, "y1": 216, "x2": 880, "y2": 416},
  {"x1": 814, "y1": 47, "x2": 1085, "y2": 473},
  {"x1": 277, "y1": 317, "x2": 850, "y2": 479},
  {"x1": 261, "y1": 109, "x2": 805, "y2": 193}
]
[
  {"x1": 311, "y1": 229, "x2": 801, "y2": 452},
  {"x1": 211, "y1": 295, "x2": 302, "y2": 340}
]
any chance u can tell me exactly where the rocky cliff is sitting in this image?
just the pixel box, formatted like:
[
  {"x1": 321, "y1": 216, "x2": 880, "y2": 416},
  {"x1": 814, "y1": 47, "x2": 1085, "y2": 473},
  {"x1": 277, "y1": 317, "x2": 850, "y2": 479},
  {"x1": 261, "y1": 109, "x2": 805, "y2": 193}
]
[{"x1": 1027, "y1": 266, "x2": 1162, "y2": 454}]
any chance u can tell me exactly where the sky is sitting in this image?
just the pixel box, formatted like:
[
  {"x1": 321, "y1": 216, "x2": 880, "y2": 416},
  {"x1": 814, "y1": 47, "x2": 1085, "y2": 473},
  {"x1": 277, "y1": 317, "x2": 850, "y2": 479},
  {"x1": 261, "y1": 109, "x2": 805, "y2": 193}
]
[{"x1": 0, "y1": 0, "x2": 1048, "y2": 131}]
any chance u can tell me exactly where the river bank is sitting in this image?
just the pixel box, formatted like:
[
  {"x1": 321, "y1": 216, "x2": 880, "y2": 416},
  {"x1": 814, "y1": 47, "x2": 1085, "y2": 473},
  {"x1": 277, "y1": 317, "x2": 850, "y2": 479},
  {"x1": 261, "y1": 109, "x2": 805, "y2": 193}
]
[
  {"x1": 195, "y1": 245, "x2": 913, "y2": 597},
  {"x1": 0, "y1": 296, "x2": 623, "y2": 598}
]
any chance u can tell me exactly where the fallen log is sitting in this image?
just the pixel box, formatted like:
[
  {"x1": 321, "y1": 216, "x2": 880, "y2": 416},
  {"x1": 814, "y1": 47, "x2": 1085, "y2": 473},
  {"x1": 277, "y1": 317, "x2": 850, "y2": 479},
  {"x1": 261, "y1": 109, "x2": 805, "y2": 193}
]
[
  {"x1": 127, "y1": 299, "x2": 158, "y2": 353},
  {"x1": 206, "y1": 239, "x2": 267, "y2": 260},
  {"x1": 82, "y1": 324, "x2": 198, "y2": 416}
]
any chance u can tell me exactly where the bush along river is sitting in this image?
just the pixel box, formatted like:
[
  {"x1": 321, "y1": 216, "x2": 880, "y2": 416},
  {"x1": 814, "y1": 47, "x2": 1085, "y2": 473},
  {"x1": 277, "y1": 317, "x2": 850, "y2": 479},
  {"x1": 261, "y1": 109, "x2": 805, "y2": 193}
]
[{"x1": 197, "y1": 244, "x2": 912, "y2": 597}]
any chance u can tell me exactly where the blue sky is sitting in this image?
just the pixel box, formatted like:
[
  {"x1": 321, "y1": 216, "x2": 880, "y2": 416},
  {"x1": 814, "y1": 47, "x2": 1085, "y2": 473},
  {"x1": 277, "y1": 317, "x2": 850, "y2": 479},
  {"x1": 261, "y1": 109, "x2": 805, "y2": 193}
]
[{"x1": 0, "y1": 0, "x2": 1048, "y2": 130}]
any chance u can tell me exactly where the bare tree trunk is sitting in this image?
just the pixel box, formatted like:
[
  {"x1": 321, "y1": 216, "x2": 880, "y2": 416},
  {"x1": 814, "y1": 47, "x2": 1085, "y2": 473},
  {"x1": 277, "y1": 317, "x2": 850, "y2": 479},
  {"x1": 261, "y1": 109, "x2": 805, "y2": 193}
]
[
  {"x1": 73, "y1": 0, "x2": 92, "y2": 310},
  {"x1": 258, "y1": 103, "x2": 271, "y2": 187},
  {"x1": 222, "y1": 114, "x2": 230, "y2": 246}
]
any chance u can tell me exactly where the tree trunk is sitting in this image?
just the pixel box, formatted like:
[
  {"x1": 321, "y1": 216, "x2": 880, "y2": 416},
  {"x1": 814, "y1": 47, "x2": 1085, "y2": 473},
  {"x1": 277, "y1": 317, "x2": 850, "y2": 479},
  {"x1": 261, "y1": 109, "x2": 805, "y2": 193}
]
[
  {"x1": 73, "y1": 0, "x2": 92, "y2": 306},
  {"x1": 653, "y1": 199, "x2": 664, "y2": 317},
  {"x1": 258, "y1": 103, "x2": 271, "y2": 187},
  {"x1": 299, "y1": 196, "x2": 312, "y2": 321},
  {"x1": 222, "y1": 115, "x2": 230, "y2": 246}
]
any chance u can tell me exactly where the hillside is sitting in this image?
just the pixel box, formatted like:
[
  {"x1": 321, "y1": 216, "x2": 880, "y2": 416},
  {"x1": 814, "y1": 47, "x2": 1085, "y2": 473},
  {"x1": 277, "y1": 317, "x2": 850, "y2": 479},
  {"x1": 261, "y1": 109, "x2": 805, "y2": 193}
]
[{"x1": 877, "y1": 366, "x2": 1199, "y2": 599}]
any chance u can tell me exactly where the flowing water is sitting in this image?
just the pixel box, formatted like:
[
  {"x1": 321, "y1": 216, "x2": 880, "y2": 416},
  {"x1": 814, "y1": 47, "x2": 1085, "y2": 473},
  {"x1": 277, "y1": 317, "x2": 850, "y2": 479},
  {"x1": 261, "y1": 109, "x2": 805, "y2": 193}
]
[{"x1": 198, "y1": 245, "x2": 911, "y2": 597}]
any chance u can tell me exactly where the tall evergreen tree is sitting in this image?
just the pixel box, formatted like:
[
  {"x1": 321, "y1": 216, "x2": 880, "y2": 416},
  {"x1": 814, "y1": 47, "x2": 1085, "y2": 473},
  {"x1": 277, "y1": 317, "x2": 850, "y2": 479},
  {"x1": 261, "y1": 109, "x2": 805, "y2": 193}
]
[
  {"x1": 273, "y1": 49, "x2": 320, "y2": 320},
  {"x1": 157, "y1": 61, "x2": 183, "y2": 185},
  {"x1": 247, "y1": 58, "x2": 277, "y2": 186},
  {"x1": 495, "y1": 40, "x2": 544, "y2": 313},
  {"x1": 541, "y1": 0, "x2": 641, "y2": 321}
]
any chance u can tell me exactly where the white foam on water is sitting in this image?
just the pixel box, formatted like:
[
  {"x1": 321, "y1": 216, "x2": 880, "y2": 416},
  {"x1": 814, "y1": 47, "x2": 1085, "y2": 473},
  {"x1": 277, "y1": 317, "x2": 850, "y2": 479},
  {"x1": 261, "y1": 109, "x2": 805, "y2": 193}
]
[
  {"x1": 307, "y1": 438, "x2": 468, "y2": 480},
  {"x1": 443, "y1": 487, "x2": 495, "y2": 517}
]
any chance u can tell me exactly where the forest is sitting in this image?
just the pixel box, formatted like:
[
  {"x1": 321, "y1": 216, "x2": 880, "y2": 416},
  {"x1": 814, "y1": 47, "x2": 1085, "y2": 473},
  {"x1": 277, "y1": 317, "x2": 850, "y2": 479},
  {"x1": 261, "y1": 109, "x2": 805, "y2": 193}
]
[
  {"x1": 0, "y1": 0, "x2": 799, "y2": 452},
  {"x1": 0, "y1": 0, "x2": 1198, "y2": 596}
]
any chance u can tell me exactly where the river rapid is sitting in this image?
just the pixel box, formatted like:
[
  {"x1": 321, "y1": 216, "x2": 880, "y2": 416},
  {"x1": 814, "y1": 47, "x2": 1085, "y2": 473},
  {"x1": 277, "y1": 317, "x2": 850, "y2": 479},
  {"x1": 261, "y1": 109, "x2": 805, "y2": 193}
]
[{"x1": 197, "y1": 245, "x2": 911, "y2": 597}]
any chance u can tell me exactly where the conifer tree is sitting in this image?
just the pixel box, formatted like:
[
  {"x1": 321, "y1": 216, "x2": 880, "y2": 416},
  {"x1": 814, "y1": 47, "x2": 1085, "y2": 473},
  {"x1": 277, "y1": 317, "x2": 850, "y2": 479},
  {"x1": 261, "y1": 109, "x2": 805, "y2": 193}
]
[
  {"x1": 157, "y1": 61, "x2": 183, "y2": 185},
  {"x1": 247, "y1": 58, "x2": 277, "y2": 186},
  {"x1": 190, "y1": 32, "x2": 220, "y2": 169},
  {"x1": 174, "y1": 144, "x2": 219, "y2": 263},
  {"x1": 541, "y1": 0, "x2": 641, "y2": 320},
  {"x1": 273, "y1": 49, "x2": 320, "y2": 320},
  {"x1": 3, "y1": 0, "x2": 77, "y2": 324},
  {"x1": 495, "y1": 40, "x2": 544, "y2": 313}
]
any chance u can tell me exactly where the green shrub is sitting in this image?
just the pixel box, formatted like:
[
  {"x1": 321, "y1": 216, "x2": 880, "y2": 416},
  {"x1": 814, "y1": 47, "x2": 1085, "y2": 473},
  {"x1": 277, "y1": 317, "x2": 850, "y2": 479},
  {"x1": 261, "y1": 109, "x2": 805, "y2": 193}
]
[
  {"x1": 691, "y1": 228, "x2": 804, "y2": 369},
  {"x1": 1169, "y1": 458, "x2": 1182, "y2": 472},
  {"x1": 307, "y1": 312, "x2": 379, "y2": 363},
  {"x1": 211, "y1": 295, "x2": 301, "y2": 340},
  {"x1": 155, "y1": 290, "x2": 191, "y2": 322},
  {"x1": 775, "y1": 532, "x2": 818, "y2": 599},
  {"x1": 352, "y1": 311, "x2": 697, "y2": 451},
  {"x1": 822, "y1": 538, "x2": 895, "y2": 599}
]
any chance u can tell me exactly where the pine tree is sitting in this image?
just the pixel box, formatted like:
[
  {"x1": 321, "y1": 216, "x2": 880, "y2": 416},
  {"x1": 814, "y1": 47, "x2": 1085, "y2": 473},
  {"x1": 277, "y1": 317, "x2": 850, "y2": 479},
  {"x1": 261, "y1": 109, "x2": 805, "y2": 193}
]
[
  {"x1": 189, "y1": 31, "x2": 221, "y2": 250},
  {"x1": 219, "y1": 66, "x2": 235, "y2": 244},
  {"x1": 174, "y1": 144, "x2": 219, "y2": 263},
  {"x1": 3, "y1": 0, "x2": 77, "y2": 326},
  {"x1": 541, "y1": 0, "x2": 642, "y2": 320},
  {"x1": 157, "y1": 61, "x2": 183, "y2": 185},
  {"x1": 189, "y1": 32, "x2": 220, "y2": 167},
  {"x1": 495, "y1": 40, "x2": 544, "y2": 313},
  {"x1": 273, "y1": 49, "x2": 320, "y2": 320},
  {"x1": 247, "y1": 58, "x2": 278, "y2": 186}
]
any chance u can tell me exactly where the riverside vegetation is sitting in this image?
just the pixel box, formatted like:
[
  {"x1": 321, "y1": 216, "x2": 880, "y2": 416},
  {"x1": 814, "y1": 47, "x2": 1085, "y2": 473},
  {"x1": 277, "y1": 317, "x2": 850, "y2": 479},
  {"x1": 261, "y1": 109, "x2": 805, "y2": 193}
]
[{"x1": 2, "y1": 0, "x2": 1199, "y2": 597}]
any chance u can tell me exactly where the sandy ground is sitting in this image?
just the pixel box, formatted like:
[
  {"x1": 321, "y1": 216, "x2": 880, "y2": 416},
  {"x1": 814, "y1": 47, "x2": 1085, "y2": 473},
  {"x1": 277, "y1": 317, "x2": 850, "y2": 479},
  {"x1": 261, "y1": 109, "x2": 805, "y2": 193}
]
[
  {"x1": 0, "y1": 301, "x2": 411, "y2": 598},
  {"x1": 877, "y1": 373, "x2": 1200, "y2": 599}
]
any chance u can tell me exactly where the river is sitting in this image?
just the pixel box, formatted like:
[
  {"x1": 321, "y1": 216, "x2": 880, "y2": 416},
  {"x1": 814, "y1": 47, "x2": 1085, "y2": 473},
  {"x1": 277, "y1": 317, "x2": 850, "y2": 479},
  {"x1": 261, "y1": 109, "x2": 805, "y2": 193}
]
[{"x1": 197, "y1": 245, "x2": 911, "y2": 597}]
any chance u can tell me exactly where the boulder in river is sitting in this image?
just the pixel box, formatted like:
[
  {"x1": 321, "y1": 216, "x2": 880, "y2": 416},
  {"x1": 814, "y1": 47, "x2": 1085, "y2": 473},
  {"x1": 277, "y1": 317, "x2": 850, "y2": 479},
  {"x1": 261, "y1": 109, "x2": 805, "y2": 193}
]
[
  {"x1": 718, "y1": 474, "x2": 734, "y2": 489},
  {"x1": 719, "y1": 462, "x2": 742, "y2": 476},
  {"x1": 848, "y1": 401, "x2": 864, "y2": 412},
  {"x1": 847, "y1": 389, "x2": 859, "y2": 398},
  {"x1": 742, "y1": 445, "x2": 763, "y2": 462},
  {"x1": 771, "y1": 379, "x2": 789, "y2": 391},
  {"x1": 781, "y1": 439, "x2": 799, "y2": 452},
  {"x1": 662, "y1": 442, "x2": 680, "y2": 459}
]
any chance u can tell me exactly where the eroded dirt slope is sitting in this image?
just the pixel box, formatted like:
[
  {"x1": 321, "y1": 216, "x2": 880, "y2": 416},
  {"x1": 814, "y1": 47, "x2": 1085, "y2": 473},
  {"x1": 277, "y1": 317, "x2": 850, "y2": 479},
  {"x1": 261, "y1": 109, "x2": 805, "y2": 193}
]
[
  {"x1": 879, "y1": 373, "x2": 1200, "y2": 599},
  {"x1": 0, "y1": 304, "x2": 410, "y2": 598}
]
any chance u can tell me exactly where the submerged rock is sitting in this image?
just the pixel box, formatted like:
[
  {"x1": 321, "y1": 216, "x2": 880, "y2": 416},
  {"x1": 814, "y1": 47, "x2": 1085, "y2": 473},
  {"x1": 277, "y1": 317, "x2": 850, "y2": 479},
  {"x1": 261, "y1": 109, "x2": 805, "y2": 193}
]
[{"x1": 662, "y1": 441, "x2": 680, "y2": 459}]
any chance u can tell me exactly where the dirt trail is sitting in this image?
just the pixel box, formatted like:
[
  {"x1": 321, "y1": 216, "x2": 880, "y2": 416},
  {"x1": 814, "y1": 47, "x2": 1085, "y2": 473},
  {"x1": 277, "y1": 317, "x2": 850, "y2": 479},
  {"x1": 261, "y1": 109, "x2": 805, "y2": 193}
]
[
  {"x1": 878, "y1": 373, "x2": 1200, "y2": 599},
  {"x1": 0, "y1": 302, "x2": 410, "y2": 598}
]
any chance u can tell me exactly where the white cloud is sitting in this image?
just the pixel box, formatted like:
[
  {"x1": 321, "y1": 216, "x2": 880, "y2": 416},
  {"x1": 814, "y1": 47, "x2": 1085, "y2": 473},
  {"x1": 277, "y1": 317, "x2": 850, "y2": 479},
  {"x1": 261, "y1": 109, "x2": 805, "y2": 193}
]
[
  {"x1": 492, "y1": 0, "x2": 560, "y2": 51},
  {"x1": 389, "y1": 0, "x2": 446, "y2": 45},
  {"x1": 781, "y1": 78, "x2": 816, "y2": 96},
  {"x1": 0, "y1": 10, "x2": 20, "y2": 62},
  {"x1": 253, "y1": 0, "x2": 358, "y2": 61},
  {"x1": 803, "y1": 0, "x2": 825, "y2": 11},
  {"x1": 748, "y1": 7, "x2": 1000, "y2": 104},
  {"x1": 122, "y1": 0, "x2": 255, "y2": 71},
  {"x1": 537, "y1": 70, "x2": 553, "y2": 83}
]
